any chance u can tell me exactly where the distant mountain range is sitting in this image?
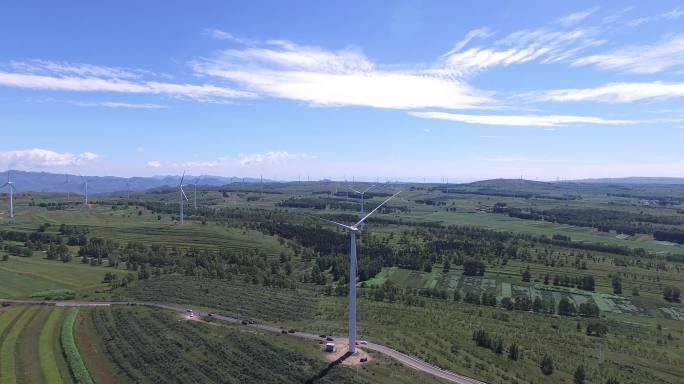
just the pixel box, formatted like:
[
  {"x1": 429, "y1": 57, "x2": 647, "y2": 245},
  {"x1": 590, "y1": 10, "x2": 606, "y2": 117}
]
[
  {"x1": 570, "y1": 177, "x2": 684, "y2": 185},
  {"x1": 0, "y1": 170, "x2": 266, "y2": 194},
  {"x1": 2, "y1": 171, "x2": 683, "y2": 195}
]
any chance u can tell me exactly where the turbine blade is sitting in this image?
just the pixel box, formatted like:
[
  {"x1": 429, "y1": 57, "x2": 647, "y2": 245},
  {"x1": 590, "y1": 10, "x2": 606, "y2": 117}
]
[
  {"x1": 354, "y1": 191, "x2": 401, "y2": 227},
  {"x1": 362, "y1": 184, "x2": 377, "y2": 193},
  {"x1": 0, "y1": 183, "x2": 8, "y2": 188},
  {"x1": 309, "y1": 215, "x2": 354, "y2": 231},
  {"x1": 180, "y1": 170, "x2": 186, "y2": 186},
  {"x1": 181, "y1": 187, "x2": 189, "y2": 201},
  {"x1": 346, "y1": 185, "x2": 361, "y2": 194}
]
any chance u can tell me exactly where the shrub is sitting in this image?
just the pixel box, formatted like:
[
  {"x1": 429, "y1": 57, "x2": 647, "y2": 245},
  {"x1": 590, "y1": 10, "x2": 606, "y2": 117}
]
[
  {"x1": 540, "y1": 353, "x2": 554, "y2": 375},
  {"x1": 31, "y1": 289, "x2": 76, "y2": 300}
]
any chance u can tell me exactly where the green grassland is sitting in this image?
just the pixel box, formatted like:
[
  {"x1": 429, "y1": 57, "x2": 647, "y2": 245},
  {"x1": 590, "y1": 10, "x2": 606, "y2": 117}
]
[{"x1": 0, "y1": 255, "x2": 127, "y2": 299}]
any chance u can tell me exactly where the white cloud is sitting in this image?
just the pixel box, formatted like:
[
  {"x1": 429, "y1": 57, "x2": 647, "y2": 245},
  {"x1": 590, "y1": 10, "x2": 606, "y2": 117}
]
[
  {"x1": 98, "y1": 101, "x2": 166, "y2": 109},
  {"x1": 440, "y1": 27, "x2": 605, "y2": 75},
  {"x1": 238, "y1": 151, "x2": 314, "y2": 166},
  {"x1": 628, "y1": 8, "x2": 684, "y2": 27},
  {"x1": 146, "y1": 161, "x2": 161, "y2": 168},
  {"x1": 530, "y1": 81, "x2": 684, "y2": 103},
  {"x1": 136, "y1": 147, "x2": 144, "y2": 152},
  {"x1": 182, "y1": 160, "x2": 222, "y2": 168},
  {"x1": 446, "y1": 27, "x2": 494, "y2": 54},
  {"x1": 9, "y1": 59, "x2": 145, "y2": 79},
  {"x1": 555, "y1": 8, "x2": 598, "y2": 27},
  {"x1": 409, "y1": 111, "x2": 636, "y2": 127},
  {"x1": 26, "y1": 97, "x2": 167, "y2": 109},
  {"x1": 0, "y1": 148, "x2": 100, "y2": 168},
  {"x1": 0, "y1": 60, "x2": 255, "y2": 102},
  {"x1": 573, "y1": 34, "x2": 684, "y2": 73},
  {"x1": 192, "y1": 41, "x2": 494, "y2": 110},
  {"x1": 202, "y1": 29, "x2": 254, "y2": 45}
]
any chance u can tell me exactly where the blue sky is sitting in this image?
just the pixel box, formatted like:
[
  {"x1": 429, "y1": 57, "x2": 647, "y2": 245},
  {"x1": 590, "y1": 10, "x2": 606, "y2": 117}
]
[{"x1": 1, "y1": 0, "x2": 684, "y2": 181}]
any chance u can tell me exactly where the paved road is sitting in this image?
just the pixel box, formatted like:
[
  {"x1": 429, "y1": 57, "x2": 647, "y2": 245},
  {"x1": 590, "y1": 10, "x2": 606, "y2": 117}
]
[{"x1": 0, "y1": 298, "x2": 484, "y2": 384}]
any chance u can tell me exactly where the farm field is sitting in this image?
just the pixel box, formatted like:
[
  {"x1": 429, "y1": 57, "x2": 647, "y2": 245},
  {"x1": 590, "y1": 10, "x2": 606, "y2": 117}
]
[
  {"x1": 114, "y1": 275, "x2": 319, "y2": 323},
  {"x1": 88, "y1": 306, "x2": 447, "y2": 384},
  {"x1": 0, "y1": 255, "x2": 126, "y2": 299},
  {"x1": 1, "y1": 179, "x2": 684, "y2": 383},
  {"x1": 289, "y1": 296, "x2": 684, "y2": 384},
  {"x1": 0, "y1": 305, "x2": 77, "y2": 384}
]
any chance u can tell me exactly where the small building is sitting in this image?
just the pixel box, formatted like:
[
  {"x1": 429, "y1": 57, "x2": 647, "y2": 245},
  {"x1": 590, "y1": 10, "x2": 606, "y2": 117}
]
[{"x1": 325, "y1": 342, "x2": 335, "y2": 353}]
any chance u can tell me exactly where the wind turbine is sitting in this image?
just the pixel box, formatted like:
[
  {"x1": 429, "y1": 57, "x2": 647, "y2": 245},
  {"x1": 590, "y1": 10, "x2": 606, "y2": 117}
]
[
  {"x1": 312, "y1": 191, "x2": 400, "y2": 353},
  {"x1": 178, "y1": 171, "x2": 189, "y2": 224},
  {"x1": 65, "y1": 174, "x2": 71, "y2": 202},
  {"x1": 126, "y1": 182, "x2": 131, "y2": 202},
  {"x1": 2, "y1": 171, "x2": 16, "y2": 219},
  {"x1": 348, "y1": 184, "x2": 377, "y2": 214},
  {"x1": 192, "y1": 177, "x2": 200, "y2": 209},
  {"x1": 80, "y1": 175, "x2": 89, "y2": 206}
]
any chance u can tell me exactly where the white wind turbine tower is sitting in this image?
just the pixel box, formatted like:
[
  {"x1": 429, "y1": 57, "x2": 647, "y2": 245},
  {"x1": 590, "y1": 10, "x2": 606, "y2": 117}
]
[
  {"x1": 80, "y1": 175, "x2": 90, "y2": 206},
  {"x1": 312, "y1": 191, "x2": 401, "y2": 353},
  {"x1": 178, "y1": 172, "x2": 189, "y2": 224},
  {"x1": 348, "y1": 184, "x2": 376, "y2": 214},
  {"x1": 192, "y1": 177, "x2": 200, "y2": 209},
  {"x1": 2, "y1": 171, "x2": 16, "y2": 219},
  {"x1": 65, "y1": 174, "x2": 71, "y2": 202},
  {"x1": 126, "y1": 182, "x2": 131, "y2": 202}
]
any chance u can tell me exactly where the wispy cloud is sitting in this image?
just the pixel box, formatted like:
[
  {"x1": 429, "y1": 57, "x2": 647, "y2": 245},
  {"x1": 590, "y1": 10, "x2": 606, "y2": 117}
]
[
  {"x1": 446, "y1": 27, "x2": 495, "y2": 54},
  {"x1": 409, "y1": 111, "x2": 636, "y2": 127},
  {"x1": 172, "y1": 151, "x2": 315, "y2": 169},
  {"x1": 9, "y1": 59, "x2": 147, "y2": 79},
  {"x1": 0, "y1": 60, "x2": 254, "y2": 102},
  {"x1": 555, "y1": 8, "x2": 598, "y2": 27},
  {"x1": 573, "y1": 34, "x2": 684, "y2": 73},
  {"x1": 439, "y1": 26, "x2": 605, "y2": 75},
  {"x1": 529, "y1": 82, "x2": 684, "y2": 103},
  {"x1": 238, "y1": 151, "x2": 314, "y2": 166},
  {"x1": 0, "y1": 148, "x2": 99, "y2": 168},
  {"x1": 146, "y1": 161, "x2": 161, "y2": 168},
  {"x1": 28, "y1": 98, "x2": 167, "y2": 109},
  {"x1": 628, "y1": 8, "x2": 684, "y2": 27},
  {"x1": 202, "y1": 29, "x2": 253, "y2": 44},
  {"x1": 191, "y1": 40, "x2": 494, "y2": 110}
]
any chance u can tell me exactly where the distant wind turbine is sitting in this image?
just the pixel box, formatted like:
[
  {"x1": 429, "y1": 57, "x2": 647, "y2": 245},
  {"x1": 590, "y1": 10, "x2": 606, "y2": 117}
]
[
  {"x1": 348, "y1": 184, "x2": 377, "y2": 214},
  {"x1": 192, "y1": 177, "x2": 200, "y2": 209},
  {"x1": 65, "y1": 174, "x2": 71, "y2": 202},
  {"x1": 311, "y1": 191, "x2": 401, "y2": 353},
  {"x1": 80, "y1": 175, "x2": 90, "y2": 206},
  {"x1": 179, "y1": 171, "x2": 189, "y2": 224},
  {"x1": 2, "y1": 170, "x2": 16, "y2": 219}
]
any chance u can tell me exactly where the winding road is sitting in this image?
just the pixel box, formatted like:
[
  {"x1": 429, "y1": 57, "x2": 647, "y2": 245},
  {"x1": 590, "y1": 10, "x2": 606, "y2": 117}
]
[{"x1": 0, "y1": 298, "x2": 485, "y2": 384}]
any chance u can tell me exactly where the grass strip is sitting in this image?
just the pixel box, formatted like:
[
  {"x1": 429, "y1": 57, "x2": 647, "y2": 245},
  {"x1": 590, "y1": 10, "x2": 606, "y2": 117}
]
[
  {"x1": 61, "y1": 308, "x2": 94, "y2": 384},
  {"x1": 40, "y1": 307, "x2": 65, "y2": 384}
]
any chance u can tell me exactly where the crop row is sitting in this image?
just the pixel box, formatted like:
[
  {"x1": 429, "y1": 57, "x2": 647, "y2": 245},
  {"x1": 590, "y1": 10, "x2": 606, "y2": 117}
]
[
  {"x1": 115, "y1": 275, "x2": 318, "y2": 322},
  {"x1": 61, "y1": 308, "x2": 94, "y2": 384},
  {"x1": 91, "y1": 306, "x2": 352, "y2": 383}
]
